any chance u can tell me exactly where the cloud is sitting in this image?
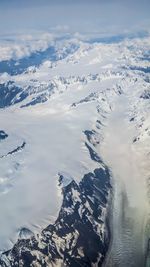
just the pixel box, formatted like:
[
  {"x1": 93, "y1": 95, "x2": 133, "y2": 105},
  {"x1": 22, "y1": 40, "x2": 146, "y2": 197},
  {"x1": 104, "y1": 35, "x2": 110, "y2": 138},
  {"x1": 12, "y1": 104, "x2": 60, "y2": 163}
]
[{"x1": 0, "y1": 33, "x2": 54, "y2": 61}]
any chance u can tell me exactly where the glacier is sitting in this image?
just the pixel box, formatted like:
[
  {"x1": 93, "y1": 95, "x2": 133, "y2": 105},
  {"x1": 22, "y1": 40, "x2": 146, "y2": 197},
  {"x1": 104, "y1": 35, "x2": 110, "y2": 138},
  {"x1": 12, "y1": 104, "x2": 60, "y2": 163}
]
[{"x1": 0, "y1": 33, "x2": 149, "y2": 266}]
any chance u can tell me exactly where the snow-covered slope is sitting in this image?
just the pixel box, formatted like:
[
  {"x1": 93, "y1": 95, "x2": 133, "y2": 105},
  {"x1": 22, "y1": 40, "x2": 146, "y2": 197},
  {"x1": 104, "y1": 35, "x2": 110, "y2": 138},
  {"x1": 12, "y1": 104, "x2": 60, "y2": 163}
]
[{"x1": 0, "y1": 34, "x2": 149, "y2": 266}]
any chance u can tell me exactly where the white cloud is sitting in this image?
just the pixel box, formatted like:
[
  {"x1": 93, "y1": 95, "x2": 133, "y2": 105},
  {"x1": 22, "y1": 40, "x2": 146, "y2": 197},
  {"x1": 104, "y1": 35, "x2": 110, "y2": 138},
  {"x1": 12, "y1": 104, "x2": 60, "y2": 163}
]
[{"x1": 0, "y1": 32, "x2": 54, "y2": 61}]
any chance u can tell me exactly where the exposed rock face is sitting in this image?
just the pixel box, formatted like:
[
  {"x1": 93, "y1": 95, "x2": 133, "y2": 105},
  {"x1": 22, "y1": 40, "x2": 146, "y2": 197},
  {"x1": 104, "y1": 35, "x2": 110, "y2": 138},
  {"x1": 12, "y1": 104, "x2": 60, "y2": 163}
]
[
  {"x1": 0, "y1": 167, "x2": 111, "y2": 267},
  {"x1": 0, "y1": 130, "x2": 8, "y2": 140}
]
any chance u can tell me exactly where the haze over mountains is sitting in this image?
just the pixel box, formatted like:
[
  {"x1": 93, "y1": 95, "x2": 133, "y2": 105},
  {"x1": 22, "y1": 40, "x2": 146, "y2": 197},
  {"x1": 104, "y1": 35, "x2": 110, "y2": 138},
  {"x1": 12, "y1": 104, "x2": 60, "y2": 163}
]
[{"x1": 0, "y1": 0, "x2": 150, "y2": 34}]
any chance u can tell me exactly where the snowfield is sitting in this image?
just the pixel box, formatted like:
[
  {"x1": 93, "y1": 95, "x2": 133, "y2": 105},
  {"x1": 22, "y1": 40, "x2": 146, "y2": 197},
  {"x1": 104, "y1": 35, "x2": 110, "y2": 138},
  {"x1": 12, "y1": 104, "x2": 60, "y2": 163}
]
[{"x1": 0, "y1": 33, "x2": 149, "y2": 266}]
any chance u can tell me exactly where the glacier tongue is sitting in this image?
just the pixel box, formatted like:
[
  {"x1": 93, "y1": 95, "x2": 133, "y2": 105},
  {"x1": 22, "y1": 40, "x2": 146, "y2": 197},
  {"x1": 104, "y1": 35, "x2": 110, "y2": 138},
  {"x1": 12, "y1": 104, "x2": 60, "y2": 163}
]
[{"x1": 101, "y1": 77, "x2": 150, "y2": 266}]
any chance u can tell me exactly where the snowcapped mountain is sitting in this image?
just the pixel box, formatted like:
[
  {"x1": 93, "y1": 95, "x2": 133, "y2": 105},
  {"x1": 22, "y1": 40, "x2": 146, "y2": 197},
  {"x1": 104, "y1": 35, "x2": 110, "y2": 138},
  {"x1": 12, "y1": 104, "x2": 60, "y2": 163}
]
[{"x1": 0, "y1": 33, "x2": 149, "y2": 266}]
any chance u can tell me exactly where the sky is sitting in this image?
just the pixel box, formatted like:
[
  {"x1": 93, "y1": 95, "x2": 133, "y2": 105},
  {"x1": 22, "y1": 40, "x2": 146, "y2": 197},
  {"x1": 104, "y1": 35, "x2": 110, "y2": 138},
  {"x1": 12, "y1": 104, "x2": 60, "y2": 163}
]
[{"x1": 0, "y1": 0, "x2": 150, "y2": 36}]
